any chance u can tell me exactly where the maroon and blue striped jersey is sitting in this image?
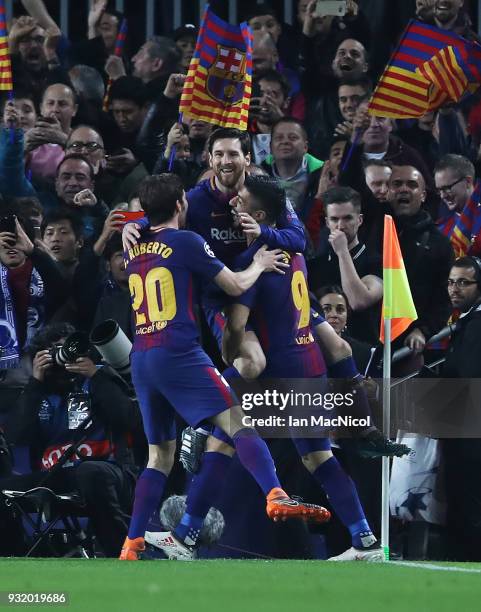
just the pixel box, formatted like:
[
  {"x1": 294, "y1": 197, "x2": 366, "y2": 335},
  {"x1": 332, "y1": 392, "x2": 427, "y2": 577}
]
[{"x1": 124, "y1": 227, "x2": 224, "y2": 352}]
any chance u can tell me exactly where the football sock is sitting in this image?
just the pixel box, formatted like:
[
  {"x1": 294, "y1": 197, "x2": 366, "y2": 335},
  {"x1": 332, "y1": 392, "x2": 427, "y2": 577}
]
[
  {"x1": 232, "y1": 428, "x2": 281, "y2": 495},
  {"x1": 313, "y1": 456, "x2": 376, "y2": 549},
  {"x1": 174, "y1": 452, "x2": 232, "y2": 547},
  {"x1": 128, "y1": 467, "x2": 168, "y2": 539}
]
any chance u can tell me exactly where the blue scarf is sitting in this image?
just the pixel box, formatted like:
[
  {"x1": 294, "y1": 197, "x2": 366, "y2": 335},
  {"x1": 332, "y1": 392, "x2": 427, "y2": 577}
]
[{"x1": 0, "y1": 262, "x2": 45, "y2": 369}]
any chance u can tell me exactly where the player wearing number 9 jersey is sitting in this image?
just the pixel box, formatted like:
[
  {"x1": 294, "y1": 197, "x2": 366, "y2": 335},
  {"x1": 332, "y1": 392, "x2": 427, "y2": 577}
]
[{"x1": 120, "y1": 174, "x2": 330, "y2": 561}]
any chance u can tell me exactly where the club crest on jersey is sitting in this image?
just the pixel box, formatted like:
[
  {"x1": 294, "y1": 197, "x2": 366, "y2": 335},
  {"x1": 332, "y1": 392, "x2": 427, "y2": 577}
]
[{"x1": 207, "y1": 46, "x2": 247, "y2": 106}]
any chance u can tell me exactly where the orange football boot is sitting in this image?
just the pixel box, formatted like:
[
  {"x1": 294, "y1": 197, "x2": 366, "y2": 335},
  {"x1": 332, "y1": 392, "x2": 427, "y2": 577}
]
[
  {"x1": 119, "y1": 536, "x2": 145, "y2": 560},
  {"x1": 266, "y1": 487, "x2": 331, "y2": 523}
]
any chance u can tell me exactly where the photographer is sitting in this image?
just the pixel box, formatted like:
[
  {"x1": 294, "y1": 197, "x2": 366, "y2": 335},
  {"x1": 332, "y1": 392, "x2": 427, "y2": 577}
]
[{"x1": 1, "y1": 322, "x2": 138, "y2": 557}]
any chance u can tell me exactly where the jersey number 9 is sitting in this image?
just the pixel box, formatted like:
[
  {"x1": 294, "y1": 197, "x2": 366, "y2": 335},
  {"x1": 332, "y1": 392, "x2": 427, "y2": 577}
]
[{"x1": 291, "y1": 270, "x2": 310, "y2": 330}]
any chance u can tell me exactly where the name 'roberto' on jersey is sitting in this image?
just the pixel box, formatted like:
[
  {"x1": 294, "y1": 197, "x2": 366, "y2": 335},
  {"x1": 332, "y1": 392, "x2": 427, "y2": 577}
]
[{"x1": 124, "y1": 228, "x2": 225, "y2": 352}]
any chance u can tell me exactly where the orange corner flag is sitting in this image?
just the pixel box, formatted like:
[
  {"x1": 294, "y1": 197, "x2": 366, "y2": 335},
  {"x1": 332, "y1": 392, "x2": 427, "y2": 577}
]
[{"x1": 380, "y1": 215, "x2": 417, "y2": 343}]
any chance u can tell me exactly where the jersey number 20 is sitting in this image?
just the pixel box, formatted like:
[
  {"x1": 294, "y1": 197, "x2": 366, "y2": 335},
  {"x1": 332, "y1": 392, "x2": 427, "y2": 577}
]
[{"x1": 129, "y1": 267, "x2": 177, "y2": 326}]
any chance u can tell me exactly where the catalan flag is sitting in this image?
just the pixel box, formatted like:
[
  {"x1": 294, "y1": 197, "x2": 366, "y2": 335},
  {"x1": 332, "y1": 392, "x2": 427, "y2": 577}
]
[
  {"x1": 380, "y1": 216, "x2": 417, "y2": 343},
  {"x1": 0, "y1": 0, "x2": 13, "y2": 91},
  {"x1": 179, "y1": 6, "x2": 252, "y2": 130},
  {"x1": 369, "y1": 20, "x2": 481, "y2": 119}
]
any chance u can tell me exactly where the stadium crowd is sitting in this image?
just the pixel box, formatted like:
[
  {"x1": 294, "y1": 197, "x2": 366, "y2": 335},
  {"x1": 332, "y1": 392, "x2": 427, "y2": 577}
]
[{"x1": 0, "y1": 0, "x2": 481, "y2": 563}]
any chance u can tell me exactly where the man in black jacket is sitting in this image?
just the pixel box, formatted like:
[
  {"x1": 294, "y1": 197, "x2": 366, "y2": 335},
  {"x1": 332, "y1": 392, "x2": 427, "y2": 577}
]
[
  {"x1": 442, "y1": 256, "x2": 481, "y2": 561},
  {"x1": 389, "y1": 165, "x2": 454, "y2": 356},
  {"x1": 0, "y1": 322, "x2": 138, "y2": 557}
]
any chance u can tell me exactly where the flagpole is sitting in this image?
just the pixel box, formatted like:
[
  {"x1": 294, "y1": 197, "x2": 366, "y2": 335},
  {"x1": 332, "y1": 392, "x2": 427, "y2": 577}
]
[{"x1": 381, "y1": 318, "x2": 392, "y2": 561}]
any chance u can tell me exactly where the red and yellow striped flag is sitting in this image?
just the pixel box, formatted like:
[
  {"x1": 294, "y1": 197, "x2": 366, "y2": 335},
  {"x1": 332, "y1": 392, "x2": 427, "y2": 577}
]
[
  {"x1": 0, "y1": 0, "x2": 13, "y2": 91},
  {"x1": 380, "y1": 216, "x2": 418, "y2": 343},
  {"x1": 368, "y1": 20, "x2": 481, "y2": 119},
  {"x1": 179, "y1": 6, "x2": 252, "y2": 130}
]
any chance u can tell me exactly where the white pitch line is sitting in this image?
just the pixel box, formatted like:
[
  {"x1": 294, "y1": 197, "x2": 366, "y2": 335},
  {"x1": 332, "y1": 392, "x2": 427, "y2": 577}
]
[{"x1": 393, "y1": 561, "x2": 481, "y2": 574}]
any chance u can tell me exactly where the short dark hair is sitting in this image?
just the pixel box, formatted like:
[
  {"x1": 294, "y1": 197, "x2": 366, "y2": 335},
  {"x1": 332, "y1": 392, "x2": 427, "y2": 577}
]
[
  {"x1": 271, "y1": 116, "x2": 307, "y2": 141},
  {"x1": 452, "y1": 256, "x2": 481, "y2": 288},
  {"x1": 338, "y1": 76, "x2": 373, "y2": 95},
  {"x1": 257, "y1": 69, "x2": 290, "y2": 100},
  {"x1": 41, "y1": 208, "x2": 83, "y2": 240},
  {"x1": 138, "y1": 174, "x2": 185, "y2": 224},
  {"x1": 323, "y1": 186, "x2": 362, "y2": 213},
  {"x1": 434, "y1": 154, "x2": 475, "y2": 179},
  {"x1": 244, "y1": 174, "x2": 286, "y2": 224},
  {"x1": 110, "y1": 76, "x2": 148, "y2": 107},
  {"x1": 103, "y1": 233, "x2": 123, "y2": 261},
  {"x1": 29, "y1": 322, "x2": 76, "y2": 357},
  {"x1": 207, "y1": 128, "x2": 251, "y2": 156},
  {"x1": 56, "y1": 154, "x2": 95, "y2": 180},
  {"x1": 245, "y1": 3, "x2": 279, "y2": 21}
]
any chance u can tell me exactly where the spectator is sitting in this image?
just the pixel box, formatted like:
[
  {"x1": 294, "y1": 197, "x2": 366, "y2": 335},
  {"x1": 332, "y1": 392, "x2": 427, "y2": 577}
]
[
  {"x1": 1, "y1": 91, "x2": 38, "y2": 132},
  {"x1": 334, "y1": 77, "x2": 372, "y2": 141},
  {"x1": 23, "y1": 83, "x2": 78, "y2": 185},
  {"x1": 68, "y1": 64, "x2": 106, "y2": 130},
  {"x1": 249, "y1": 70, "x2": 291, "y2": 164},
  {"x1": 68, "y1": 0, "x2": 124, "y2": 79},
  {"x1": 303, "y1": 33, "x2": 370, "y2": 159},
  {"x1": 261, "y1": 117, "x2": 323, "y2": 218},
  {"x1": 173, "y1": 25, "x2": 197, "y2": 73},
  {"x1": 339, "y1": 102, "x2": 438, "y2": 218},
  {"x1": 245, "y1": 2, "x2": 298, "y2": 71},
  {"x1": 154, "y1": 123, "x2": 202, "y2": 190},
  {"x1": 307, "y1": 186, "x2": 383, "y2": 342},
  {"x1": 9, "y1": 14, "x2": 69, "y2": 100},
  {"x1": 0, "y1": 215, "x2": 67, "y2": 412},
  {"x1": 40, "y1": 208, "x2": 84, "y2": 278},
  {"x1": 1, "y1": 322, "x2": 138, "y2": 557},
  {"x1": 251, "y1": 31, "x2": 305, "y2": 119},
  {"x1": 443, "y1": 256, "x2": 481, "y2": 561},
  {"x1": 54, "y1": 154, "x2": 109, "y2": 242},
  {"x1": 317, "y1": 285, "x2": 376, "y2": 375},
  {"x1": 388, "y1": 165, "x2": 454, "y2": 359},
  {"x1": 93, "y1": 234, "x2": 132, "y2": 342},
  {"x1": 106, "y1": 36, "x2": 180, "y2": 104}
]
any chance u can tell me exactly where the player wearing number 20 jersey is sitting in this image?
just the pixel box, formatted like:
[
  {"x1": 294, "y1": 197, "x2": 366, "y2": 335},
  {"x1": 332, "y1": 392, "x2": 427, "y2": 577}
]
[{"x1": 124, "y1": 227, "x2": 237, "y2": 442}]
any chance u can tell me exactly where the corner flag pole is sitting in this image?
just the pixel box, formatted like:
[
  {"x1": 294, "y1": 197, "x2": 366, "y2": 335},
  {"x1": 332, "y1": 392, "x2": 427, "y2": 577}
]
[{"x1": 381, "y1": 318, "x2": 392, "y2": 561}]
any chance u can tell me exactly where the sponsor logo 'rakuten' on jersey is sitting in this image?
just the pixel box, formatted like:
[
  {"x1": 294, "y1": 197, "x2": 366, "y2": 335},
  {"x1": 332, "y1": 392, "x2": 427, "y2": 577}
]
[{"x1": 210, "y1": 227, "x2": 245, "y2": 243}]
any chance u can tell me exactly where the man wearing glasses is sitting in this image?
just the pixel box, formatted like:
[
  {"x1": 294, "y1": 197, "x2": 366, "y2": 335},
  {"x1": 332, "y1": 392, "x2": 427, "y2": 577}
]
[
  {"x1": 434, "y1": 154, "x2": 476, "y2": 215},
  {"x1": 443, "y1": 256, "x2": 481, "y2": 561},
  {"x1": 434, "y1": 154, "x2": 481, "y2": 256},
  {"x1": 65, "y1": 125, "x2": 148, "y2": 208}
]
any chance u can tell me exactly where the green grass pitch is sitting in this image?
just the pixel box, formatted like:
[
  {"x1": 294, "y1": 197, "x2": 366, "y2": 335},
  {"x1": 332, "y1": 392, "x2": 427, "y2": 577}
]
[{"x1": 1, "y1": 559, "x2": 481, "y2": 612}]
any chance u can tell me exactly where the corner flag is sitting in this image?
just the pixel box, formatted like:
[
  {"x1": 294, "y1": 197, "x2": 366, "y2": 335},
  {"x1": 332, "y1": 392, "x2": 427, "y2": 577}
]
[{"x1": 380, "y1": 215, "x2": 417, "y2": 342}]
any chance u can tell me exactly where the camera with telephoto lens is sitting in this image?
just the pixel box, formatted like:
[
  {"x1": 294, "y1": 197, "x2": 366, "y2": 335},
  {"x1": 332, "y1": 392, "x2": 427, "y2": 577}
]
[
  {"x1": 49, "y1": 331, "x2": 91, "y2": 366},
  {"x1": 90, "y1": 320, "x2": 132, "y2": 376}
]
